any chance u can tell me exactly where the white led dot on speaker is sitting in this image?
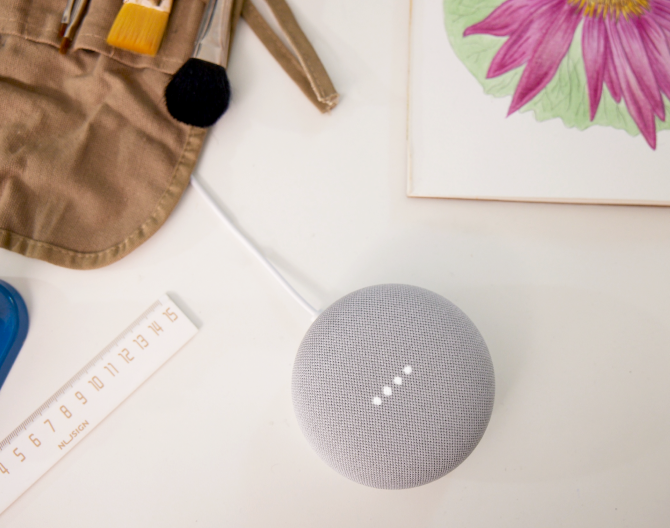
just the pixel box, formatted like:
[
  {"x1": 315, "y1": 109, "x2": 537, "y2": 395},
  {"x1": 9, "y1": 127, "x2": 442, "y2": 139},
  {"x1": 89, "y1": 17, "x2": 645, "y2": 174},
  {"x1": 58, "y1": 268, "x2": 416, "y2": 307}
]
[
  {"x1": 372, "y1": 397, "x2": 382, "y2": 406},
  {"x1": 403, "y1": 365, "x2": 413, "y2": 375},
  {"x1": 393, "y1": 377, "x2": 402, "y2": 385},
  {"x1": 383, "y1": 386, "x2": 392, "y2": 396}
]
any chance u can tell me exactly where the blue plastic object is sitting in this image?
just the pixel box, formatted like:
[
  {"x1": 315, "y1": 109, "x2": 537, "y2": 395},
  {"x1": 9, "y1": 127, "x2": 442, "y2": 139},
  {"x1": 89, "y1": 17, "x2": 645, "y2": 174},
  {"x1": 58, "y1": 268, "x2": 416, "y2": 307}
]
[{"x1": 0, "y1": 280, "x2": 29, "y2": 391}]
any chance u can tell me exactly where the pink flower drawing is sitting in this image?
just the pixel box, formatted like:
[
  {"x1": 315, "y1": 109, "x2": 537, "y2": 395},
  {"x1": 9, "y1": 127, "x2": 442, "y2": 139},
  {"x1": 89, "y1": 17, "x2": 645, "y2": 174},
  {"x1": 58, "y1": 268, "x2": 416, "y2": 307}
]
[{"x1": 464, "y1": 0, "x2": 670, "y2": 148}]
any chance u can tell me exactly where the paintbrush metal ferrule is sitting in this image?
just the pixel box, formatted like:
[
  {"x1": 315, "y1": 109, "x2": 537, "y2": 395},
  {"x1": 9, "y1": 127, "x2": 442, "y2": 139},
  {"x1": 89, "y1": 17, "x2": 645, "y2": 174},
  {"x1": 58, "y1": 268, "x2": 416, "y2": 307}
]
[
  {"x1": 193, "y1": 0, "x2": 235, "y2": 67},
  {"x1": 60, "y1": 0, "x2": 81, "y2": 53},
  {"x1": 60, "y1": 0, "x2": 89, "y2": 53},
  {"x1": 119, "y1": 0, "x2": 170, "y2": 12},
  {"x1": 59, "y1": 0, "x2": 76, "y2": 37}
]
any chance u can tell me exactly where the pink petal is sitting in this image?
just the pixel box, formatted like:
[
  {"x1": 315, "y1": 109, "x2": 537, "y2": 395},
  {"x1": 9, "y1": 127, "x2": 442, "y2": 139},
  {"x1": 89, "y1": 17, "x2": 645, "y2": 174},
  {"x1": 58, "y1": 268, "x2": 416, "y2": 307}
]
[
  {"x1": 464, "y1": 0, "x2": 533, "y2": 37},
  {"x1": 582, "y1": 17, "x2": 608, "y2": 120},
  {"x1": 487, "y1": 18, "x2": 539, "y2": 77},
  {"x1": 637, "y1": 16, "x2": 670, "y2": 101},
  {"x1": 604, "y1": 46, "x2": 622, "y2": 103},
  {"x1": 650, "y1": 2, "x2": 670, "y2": 32},
  {"x1": 613, "y1": 18, "x2": 665, "y2": 121},
  {"x1": 508, "y1": 3, "x2": 581, "y2": 114},
  {"x1": 486, "y1": 0, "x2": 566, "y2": 78},
  {"x1": 605, "y1": 17, "x2": 657, "y2": 148}
]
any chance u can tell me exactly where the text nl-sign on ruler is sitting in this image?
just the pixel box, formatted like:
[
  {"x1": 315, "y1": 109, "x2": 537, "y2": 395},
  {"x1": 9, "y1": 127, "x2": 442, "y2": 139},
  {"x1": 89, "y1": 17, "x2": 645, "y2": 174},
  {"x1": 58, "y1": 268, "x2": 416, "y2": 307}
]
[{"x1": 0, "y1": 295, "x2": 198, "y2": 514}]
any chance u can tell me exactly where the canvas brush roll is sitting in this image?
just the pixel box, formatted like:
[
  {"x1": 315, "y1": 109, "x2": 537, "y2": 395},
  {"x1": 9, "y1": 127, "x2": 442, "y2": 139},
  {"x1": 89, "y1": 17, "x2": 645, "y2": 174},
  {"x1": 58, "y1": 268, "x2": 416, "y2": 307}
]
[{"x1": 0, "y1": 0, "x2": 208, "y2": 269}]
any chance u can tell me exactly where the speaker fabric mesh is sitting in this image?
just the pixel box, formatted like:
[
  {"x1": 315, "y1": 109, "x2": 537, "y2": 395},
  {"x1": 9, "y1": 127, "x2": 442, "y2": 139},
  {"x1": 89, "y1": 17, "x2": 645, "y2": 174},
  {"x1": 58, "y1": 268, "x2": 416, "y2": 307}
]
[{"x1": 292, "y1": 284, "x2": 495, "y2": 489}]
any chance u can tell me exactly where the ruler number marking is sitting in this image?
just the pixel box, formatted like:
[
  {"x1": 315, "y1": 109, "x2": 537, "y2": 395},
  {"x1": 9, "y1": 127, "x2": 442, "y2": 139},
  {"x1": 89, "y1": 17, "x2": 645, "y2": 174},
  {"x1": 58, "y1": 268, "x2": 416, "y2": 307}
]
[
  {"x1": 13, "y1": 449, "x2": 25, "y2": 462},
  {"x1": 163, "y1": 308, "x2": 178, "y2": 322},
  {"x1": 103, "y1": 363, "x2": 119, "y2": 377},
  {"x1": 75, "y1": 392, "x2": 87, "y2": 405},
  {"x1": 148, "y1": 321, "x2": 163, "y2": 336},
  {"x1": 60, "y1": 406, "x2": 72, "y2": 419},
  {"x1": 133, "y1": 335, "x2": 149, "y2": 350},
  {"x1": 44, "y1": 419, "x2": 55, "y2": 432},
  {"x1": 0, "y1": 462, "x2": 8, "y2": 475},
  {"x1": 29, "y1": 435, "x2": 41, "y2": 447},
  {"x1": 88, "y1": 376, "x2": 104, "y2": 392},
  {"x1": 118, "y1": 348, "x2": 134, "y2": 363}
]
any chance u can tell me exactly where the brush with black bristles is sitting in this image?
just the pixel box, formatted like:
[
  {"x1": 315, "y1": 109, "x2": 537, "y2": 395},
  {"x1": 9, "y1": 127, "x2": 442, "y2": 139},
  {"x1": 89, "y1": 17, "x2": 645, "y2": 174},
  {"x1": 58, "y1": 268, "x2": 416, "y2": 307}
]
[{"x1": 165, "y1": 0, "x2": 235, "y2": 128}]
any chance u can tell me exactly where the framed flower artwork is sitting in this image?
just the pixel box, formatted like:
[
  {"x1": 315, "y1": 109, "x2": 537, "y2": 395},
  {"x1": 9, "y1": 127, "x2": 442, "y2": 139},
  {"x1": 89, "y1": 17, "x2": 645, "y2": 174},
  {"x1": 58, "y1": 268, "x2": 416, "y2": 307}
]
[{"x1": 408, "y1": 0, "x2": 670, "y2": 204}]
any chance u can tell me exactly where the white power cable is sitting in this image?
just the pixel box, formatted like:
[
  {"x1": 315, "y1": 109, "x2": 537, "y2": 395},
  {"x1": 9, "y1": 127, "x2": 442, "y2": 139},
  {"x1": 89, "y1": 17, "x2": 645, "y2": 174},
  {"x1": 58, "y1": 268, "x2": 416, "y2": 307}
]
[{"x1": 190, "y1": 175, "x2": 320, "y2": 321}]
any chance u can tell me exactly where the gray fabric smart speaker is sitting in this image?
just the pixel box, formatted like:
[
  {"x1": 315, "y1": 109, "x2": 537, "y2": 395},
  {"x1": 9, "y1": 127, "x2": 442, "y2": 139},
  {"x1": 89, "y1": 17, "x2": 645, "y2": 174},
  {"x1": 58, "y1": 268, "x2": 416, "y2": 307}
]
[{"x1": 292, "y1": 284, "x2": 495, "y2": 489}]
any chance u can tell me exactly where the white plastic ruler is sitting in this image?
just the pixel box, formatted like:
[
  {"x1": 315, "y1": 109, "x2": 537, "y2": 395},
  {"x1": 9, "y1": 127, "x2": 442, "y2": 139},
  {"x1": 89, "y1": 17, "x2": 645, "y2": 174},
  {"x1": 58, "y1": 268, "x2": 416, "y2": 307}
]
[{"x1": 0, "y1": 295, "x2": 198, "y2": 514}]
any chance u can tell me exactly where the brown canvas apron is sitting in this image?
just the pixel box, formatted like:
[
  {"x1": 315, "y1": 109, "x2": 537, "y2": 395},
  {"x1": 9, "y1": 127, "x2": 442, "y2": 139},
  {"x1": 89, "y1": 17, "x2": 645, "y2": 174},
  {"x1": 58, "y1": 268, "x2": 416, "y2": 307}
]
[{"x1": 0, "y1": 0, "x2": 336, "y2": 269}]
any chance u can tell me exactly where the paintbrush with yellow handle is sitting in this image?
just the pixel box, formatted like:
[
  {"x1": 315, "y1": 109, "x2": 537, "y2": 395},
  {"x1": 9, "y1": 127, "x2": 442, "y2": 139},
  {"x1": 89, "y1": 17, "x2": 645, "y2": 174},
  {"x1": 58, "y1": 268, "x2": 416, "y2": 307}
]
[{"x1": 107, "y1": 0, "x2": 173, "y2": 56}]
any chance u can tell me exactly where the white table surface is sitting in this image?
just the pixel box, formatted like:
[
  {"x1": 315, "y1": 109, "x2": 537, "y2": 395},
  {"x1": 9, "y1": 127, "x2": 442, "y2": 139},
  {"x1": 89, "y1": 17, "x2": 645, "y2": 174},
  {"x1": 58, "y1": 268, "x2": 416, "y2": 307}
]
[{"x1": 1, "y1": 1, "x2": 670, "y2": 526}]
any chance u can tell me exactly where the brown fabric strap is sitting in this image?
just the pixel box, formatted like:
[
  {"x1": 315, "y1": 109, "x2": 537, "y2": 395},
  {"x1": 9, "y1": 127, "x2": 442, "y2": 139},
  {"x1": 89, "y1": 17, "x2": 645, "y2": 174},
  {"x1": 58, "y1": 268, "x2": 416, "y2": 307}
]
[
  {"x1": 241, "y1": 0, "x2": 338, "y2": 113},
  {"x1": 263, "y1": 0, "x2": 338, "y2": 107}
]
